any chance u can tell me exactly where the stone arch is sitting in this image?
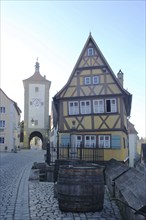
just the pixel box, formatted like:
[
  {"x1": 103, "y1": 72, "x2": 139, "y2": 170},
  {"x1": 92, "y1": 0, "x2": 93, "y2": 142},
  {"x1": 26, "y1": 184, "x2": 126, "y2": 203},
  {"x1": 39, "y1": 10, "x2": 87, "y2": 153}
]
[{"x1": 29, "y1": 131, "x2": 43, "y2": 149}]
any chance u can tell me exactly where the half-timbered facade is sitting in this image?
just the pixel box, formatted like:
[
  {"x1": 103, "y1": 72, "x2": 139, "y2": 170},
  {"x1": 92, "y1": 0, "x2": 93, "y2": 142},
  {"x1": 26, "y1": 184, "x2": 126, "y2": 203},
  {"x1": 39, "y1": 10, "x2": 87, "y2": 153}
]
[{"x1": 52, "y1": 34, "x2": 132, "y2": 162}]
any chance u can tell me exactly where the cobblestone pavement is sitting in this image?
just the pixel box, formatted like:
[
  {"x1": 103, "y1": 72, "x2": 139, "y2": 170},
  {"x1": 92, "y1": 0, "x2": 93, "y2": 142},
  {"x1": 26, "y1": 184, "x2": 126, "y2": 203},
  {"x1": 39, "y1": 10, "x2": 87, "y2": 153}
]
[
  {"x1": 0, "y1": 149, "x2": 45, "y2": 220},
  {"x1": 0, "y1": 150, "x2": 123, "y2": 220},
  {"x1": 29, "y1": 182, "x2": 123, "y2": 220}
]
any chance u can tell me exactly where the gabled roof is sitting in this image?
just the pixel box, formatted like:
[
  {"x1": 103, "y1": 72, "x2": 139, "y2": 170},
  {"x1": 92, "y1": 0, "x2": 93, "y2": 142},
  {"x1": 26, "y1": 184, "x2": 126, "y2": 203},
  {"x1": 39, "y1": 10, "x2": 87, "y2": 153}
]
[
  {"x1": 55, "y1": 34, "x2": 129, "y2": 97},
  {"x1": 128, "y1": 121, "x2": 138, "y2": 134},
  {"x1": 0, "y1": 88, "x2": 22, "y2": 115},
  {"x1": 54, "y1": 34, "x2": 132, "y2": 116}
]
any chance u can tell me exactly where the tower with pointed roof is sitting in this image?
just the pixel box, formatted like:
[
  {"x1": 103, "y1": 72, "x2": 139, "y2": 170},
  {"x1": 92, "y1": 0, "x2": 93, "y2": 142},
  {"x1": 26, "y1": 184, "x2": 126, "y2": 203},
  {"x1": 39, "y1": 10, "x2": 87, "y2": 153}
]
[{"x1": 23, "y1": 60, "x2": 51, "y2": 149}]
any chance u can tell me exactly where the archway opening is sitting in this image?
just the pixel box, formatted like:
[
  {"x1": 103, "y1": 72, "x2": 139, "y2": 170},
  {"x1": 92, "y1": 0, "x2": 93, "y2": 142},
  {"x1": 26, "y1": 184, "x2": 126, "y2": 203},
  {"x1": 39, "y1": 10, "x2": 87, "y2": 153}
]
[{"x1": 29, "y1": 131, "x2": 43, "y2": 150}]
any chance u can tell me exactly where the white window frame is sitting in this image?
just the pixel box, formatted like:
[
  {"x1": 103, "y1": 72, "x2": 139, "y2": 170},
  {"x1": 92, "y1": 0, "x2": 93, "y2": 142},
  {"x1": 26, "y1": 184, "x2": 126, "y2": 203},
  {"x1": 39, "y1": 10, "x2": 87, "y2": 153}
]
[
  {"x1": 105, "y1": 99, "x2": 117, "y2": 113},
  {"x1": 85, "y1": 135, "x2": 96, "y2": 148},
  {"x1": 87, "y1": 48, "x2": 94, "y2": 56},
  {"x1": 76, "y1": 135, "x2": 82, "y2": 147},
  {"x1": 69, "y1": 101, "x2": 79, "y2": 115},
  {"x1": 84, "y1": 77, "x2": 91, "y2": 85},
  {"x1": 99, "y1": 135, "x2": 110, "y2": 148},
  {"x1": 0, "y1": 107, "x2": 5, "y2": 113},
  {"x1": 0, "y1": 120, "x2": 5, "y2": 128},
  {"x1": 80, "y1": 100, "x2": 91, "y2": 114},
  {"x1": 93, "y1": 99, "x2": 104, "y2": 113},
  {"x1": 93, "y1": 76, "x2": 99, "y2": 84}
]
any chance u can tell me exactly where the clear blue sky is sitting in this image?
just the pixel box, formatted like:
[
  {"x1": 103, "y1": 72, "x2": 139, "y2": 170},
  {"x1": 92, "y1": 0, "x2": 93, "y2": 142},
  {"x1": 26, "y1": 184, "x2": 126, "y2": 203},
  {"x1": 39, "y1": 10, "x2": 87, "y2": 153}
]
[{"x1": 1, "y1": 1, "x2": 146, "y2": 138}]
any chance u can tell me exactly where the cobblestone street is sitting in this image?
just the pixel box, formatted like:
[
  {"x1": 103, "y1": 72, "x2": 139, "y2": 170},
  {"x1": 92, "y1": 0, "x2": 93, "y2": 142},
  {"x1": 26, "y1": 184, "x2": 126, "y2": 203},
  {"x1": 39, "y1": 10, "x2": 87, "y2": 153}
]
[
  {"x1": 0, "y1": 150, "x2": 123, "y2": 220},
  {"x1": 0, "y1": 149, "x2": 44, "y2": 220}
]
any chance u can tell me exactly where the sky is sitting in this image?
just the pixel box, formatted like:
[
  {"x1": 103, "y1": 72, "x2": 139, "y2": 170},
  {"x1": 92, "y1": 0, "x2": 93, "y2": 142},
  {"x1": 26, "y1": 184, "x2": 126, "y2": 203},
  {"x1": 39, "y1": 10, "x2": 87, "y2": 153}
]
[{"x1": 1, "y1": 0, "x2": 146, "y2": 138}]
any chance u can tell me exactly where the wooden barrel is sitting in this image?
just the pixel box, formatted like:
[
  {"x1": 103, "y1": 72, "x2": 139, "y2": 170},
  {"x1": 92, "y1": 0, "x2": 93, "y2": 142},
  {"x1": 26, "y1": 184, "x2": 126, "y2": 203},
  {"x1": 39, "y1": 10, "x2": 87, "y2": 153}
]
[
  {"x1": 54, "y1": 159, "x2": 91, "y2": 182},
  {"x1": 57, "y1": 164, "x2": 105, "y2": 212}
]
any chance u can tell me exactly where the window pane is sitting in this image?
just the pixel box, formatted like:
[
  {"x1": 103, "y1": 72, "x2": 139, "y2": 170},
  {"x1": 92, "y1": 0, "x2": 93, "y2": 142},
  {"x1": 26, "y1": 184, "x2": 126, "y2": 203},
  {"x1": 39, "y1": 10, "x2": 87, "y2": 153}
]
[
  {"x1": 85, "y1": 77, "x2": 91, "y2": 85},
  {"x1": 99, "y1": 135, "x2": 110, "y2": 148},
  {"x1": 94, "y1": 100, "x2": 104, "y2": 113},
  {"x1": 93, "y1": 76, "x2": 99, "y2": 84},
  {"x1": 69, "y1": 101, "x2": 79, "y2": 115},
  {"x1": 88, "y1": 48, "x2": 94, "y2": 56}
]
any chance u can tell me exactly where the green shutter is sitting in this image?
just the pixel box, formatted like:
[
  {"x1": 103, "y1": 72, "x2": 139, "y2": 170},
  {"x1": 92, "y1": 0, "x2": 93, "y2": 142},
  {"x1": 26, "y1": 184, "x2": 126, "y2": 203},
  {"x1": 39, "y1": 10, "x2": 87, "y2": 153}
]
[
  {"x1": 111, "y1": 135, "x2": 121, "y2": 149},
  {"x1": 61, "y1": 134, "x2": 70, "y2": 147}
]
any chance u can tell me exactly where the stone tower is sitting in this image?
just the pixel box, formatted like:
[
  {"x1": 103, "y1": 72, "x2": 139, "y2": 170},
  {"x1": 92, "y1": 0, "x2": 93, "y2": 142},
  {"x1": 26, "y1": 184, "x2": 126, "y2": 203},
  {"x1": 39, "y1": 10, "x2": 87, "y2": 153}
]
[{"x1": 23, "y1": 60, "x2": 51, "y2": 149}]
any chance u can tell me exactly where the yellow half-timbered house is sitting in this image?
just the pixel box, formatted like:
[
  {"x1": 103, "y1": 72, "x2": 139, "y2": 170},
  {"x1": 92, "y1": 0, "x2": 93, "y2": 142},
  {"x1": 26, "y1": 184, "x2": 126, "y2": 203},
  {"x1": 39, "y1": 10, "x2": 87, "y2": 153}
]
[{"x1": 52, "y1": 34, "x2": 132, "y2": 162}]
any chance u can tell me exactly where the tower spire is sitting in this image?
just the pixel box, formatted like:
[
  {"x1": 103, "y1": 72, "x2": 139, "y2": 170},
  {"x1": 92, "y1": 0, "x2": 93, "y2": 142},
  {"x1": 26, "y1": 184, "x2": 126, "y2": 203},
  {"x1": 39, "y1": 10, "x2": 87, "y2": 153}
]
[{"x1": 35, "y1": 57, "x2": 40, "y2": 73}]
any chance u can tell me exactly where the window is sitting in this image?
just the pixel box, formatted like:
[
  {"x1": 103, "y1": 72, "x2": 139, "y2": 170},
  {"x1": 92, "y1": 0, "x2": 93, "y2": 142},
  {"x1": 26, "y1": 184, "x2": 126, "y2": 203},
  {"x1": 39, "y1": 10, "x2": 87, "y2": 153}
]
[
  {"x1": 93, "y1": 76, "x2": 99, "y2": 84},
  {"x1": 76, "y1": 135, "x2": 82, "y2": 147},
  {"x1": 34, "y1": 120, "x2": 38, "y2": 125},
  {"x1": 85, "y1": 135, "x2": 96, "y2": 147},
  {"x1": 0, "y1": 107, "x2": 5, "y2": 113},
  {"x1": 61, "y1": 134, "x2": 70, "y2": 147},
  {"x1": 69, "y1": 101, "x2": 79, "y2": 115},
  {"x1": 93, "y1": 100, "x2": 104, "y2": 113},
  {"x1": 35, "y1": 87, "x2": 39, "y2": 92},
  {"x1": 84, "y1": 77, "x2": 91, "y2": 85},
  {"x1": 0, "y1": 120, "x2": 5, "y2": 128},
  {"x1": 84, "y1": 76, "x2": 100, "y2": 85},
  {"x1": 106, "y1": 99, "x2": 117, "y2": 113},
  {"x1": 80, "y1": 100, "x2": 91, "y2": 114},
  {"x1": 88, "y1": 48, "x2": 94, "y2": 56},
  {"x1": 0, "y1": 137, "x2": 4, "y2": 143},
  {"x1": 99, "y1": 135, "x2": 110, "y2": 148},
  {"x1": 111, "y1": 135, "x2": 121, "y2": 149}
]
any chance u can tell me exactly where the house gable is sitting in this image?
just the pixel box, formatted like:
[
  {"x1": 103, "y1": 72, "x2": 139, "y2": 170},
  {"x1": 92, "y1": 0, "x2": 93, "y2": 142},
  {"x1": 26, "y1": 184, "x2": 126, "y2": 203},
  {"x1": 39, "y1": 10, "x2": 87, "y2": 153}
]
[{"x1": 54, "y1": 34, "x2": 132, "y2": 116}]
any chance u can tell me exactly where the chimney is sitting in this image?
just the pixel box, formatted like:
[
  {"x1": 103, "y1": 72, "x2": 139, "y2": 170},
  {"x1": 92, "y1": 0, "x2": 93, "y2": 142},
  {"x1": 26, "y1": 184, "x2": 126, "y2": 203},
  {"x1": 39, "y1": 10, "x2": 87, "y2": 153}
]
[{"x1": 117, "y1": 69, "x2": 124, "y2": 87}]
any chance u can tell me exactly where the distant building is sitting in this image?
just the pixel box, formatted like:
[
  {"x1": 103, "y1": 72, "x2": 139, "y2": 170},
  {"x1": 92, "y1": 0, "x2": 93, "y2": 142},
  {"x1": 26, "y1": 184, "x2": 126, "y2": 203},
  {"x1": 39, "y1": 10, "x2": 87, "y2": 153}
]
[
  {"x1": 52, "y1": 34, "x2": 132, "y2": 163},
  {"x1": 0, "y1": 88, "x2": 21, "y2": 152},
  {"x1": 23, "y1": 60, "x2": 51, "y2": 149},
  {"x1": 128, "y1": 121, "x2": 138, "y2": 167},
  {"x1": 141, "y1": 143, "x2": 146, "y2": 168}
]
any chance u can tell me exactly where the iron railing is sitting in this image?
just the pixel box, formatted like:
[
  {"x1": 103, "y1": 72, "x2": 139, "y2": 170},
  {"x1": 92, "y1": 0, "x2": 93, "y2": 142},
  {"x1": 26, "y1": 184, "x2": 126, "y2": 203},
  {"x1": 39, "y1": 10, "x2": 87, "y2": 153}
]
[{"x1": 46, "y1": 144, "x2": 104, "y2": 165}]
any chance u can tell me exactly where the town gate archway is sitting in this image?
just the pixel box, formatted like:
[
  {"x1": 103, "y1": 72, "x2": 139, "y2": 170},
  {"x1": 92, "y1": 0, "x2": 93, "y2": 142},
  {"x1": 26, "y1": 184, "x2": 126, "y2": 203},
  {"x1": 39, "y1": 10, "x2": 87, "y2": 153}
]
[{"x1": 29, "y1": 131, "x2": 43, "y2": 149}]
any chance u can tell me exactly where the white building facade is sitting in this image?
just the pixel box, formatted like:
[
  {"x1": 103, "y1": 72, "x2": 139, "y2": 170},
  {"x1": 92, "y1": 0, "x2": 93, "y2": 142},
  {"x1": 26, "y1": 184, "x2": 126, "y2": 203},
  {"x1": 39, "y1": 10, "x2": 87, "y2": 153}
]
[
  {"x1": 128, "y1": 121, "x2": 138, "y2": 167},
  {"x1": 0, "y1": 89, "x2": 21, "y2": 152}
]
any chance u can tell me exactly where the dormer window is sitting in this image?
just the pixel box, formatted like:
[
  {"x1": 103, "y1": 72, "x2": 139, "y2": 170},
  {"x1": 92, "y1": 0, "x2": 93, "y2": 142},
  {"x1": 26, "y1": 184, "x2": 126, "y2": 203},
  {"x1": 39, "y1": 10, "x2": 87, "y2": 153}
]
[{"x1": 87, "y1": 48, "x2": 94, "y2": 56}]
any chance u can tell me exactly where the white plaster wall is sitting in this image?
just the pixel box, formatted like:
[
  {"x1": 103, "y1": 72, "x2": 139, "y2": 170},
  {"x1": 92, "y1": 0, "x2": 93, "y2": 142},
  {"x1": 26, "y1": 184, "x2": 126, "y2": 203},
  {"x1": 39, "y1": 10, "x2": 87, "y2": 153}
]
[
  {"x1": 28, "y1": 84, "x2": 45, "y2": 129},
  {"x1": 129, "y1": 133, "x2": 137, "y2": 167}
]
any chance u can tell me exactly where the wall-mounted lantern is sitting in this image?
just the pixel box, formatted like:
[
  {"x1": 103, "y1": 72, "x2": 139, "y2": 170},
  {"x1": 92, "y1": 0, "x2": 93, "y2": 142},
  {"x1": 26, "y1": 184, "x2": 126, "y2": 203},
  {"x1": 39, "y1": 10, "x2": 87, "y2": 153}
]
[{"x1": 31, "y1": 118, "x2": 35, "y2": 126}]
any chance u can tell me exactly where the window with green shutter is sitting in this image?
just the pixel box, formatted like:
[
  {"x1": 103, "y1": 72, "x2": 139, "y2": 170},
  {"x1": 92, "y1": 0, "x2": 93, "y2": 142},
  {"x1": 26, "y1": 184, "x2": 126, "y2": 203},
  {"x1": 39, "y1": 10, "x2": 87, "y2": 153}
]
[
  {"x1": 61, "y1": 134, "x2": 70, "y2": 147},
  {"x1": 111, "y1": 135, "x2": 121, "y2": 149}
]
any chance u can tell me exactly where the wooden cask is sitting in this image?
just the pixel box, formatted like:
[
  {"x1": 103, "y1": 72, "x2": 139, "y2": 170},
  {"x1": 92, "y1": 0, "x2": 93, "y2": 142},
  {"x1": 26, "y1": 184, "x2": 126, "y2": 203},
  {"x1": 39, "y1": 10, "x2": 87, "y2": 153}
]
[{"x1": 57, "y1": 164, "x2": 104, "y2": 212}]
